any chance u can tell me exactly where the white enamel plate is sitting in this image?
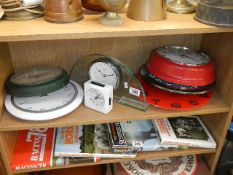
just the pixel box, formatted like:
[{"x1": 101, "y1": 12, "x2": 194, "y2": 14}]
[{"x1": 5, "y1": 80, "x2": 83, "y2": 121}]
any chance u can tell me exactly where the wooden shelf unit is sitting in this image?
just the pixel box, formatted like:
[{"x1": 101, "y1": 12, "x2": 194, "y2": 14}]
[{"x1": 0, "y1": 12, "x2": 233, "y2": 175}]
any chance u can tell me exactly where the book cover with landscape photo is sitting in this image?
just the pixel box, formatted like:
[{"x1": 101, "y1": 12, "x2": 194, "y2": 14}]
[
  {"x1": 54, "y1": 124, "x2": 136, "y2": 158},
  {"x1": 154, "y1": 116, "x2": 216, "y2": 149}
]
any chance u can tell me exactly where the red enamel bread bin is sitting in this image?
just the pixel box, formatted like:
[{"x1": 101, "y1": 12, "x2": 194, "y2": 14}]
[{"x1": 146, "y1": 50, "x2": 215, "y2": 87}]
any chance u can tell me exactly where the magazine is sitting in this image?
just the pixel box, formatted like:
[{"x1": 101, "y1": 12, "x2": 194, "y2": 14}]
[
  {"x1": 54, "y1": 124, "x2": 136, "y2": 158},
  {"x1": 11, "y1": 128, "x2": 98, "y2": 172},
  {"x1": 154, "y1": 116, "x2": 216, "y2": 148},
  {"x1": 108, "y1": 120, "x2": 178, "y2": 152}
]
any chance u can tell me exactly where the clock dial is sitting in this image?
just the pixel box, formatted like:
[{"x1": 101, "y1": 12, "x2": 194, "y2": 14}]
[
  {"x1": 11, "y1": 66, "x2": 63, "y2": 86},
  {"x1": 86, "y1": 88, "x2": 105, "y2": 108},
  {"x1": 137, "y1": 75, "x2": 212, "y2": 111},
  {"x1": 4, "y1": 80, "x2": 84, "y2": 121},
  {"x1": 89, "y1": 62, "x2": 119, "y2": 89},
  {"x1": 12, "y1": 82, "x2": 77, "y2": 112},
  {"x1": 157, "y1": 46, "x2": 210, "y2": 66}
]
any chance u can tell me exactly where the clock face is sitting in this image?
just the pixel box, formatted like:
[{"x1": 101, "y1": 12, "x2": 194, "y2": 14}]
[
  {"x1": 86, "y1": 88, "x2": 105, "y2": 109},
  {"x1": 157, "y1": 46, "x2": 210, "y2": 66},
  {"x1": 11, "y1": 82, "x2": 77, "y2": 112},
  {"x1": 5, "y1": 80, "x2": 84, "y2": 121},
  {"x1": 89, "y1": 62, "x2": 119, "y2": 89},
  {"x1": 11, "y1": 66, "x2": 63, "y2": 86}
]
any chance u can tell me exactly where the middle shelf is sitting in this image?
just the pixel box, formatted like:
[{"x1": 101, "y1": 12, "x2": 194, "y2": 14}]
[{"x1": 0, "y1": 91, "x2": 229, "y2": 131}]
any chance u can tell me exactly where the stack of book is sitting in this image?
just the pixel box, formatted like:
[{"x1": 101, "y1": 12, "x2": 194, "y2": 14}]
[{"x1": 10, "y1": 116, "x2": 216, "y2": 172}]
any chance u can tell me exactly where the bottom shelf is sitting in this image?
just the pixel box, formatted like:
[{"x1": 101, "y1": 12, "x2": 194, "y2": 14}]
[
  {"x1": 19, "y1": 155, "x2": 211, "y2": 175},
  {"x1": 13, "y1": 148, "x2": 215, "y2": 174}
]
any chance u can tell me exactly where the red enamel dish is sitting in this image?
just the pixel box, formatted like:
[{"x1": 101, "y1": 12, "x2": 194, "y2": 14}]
[{"x1": 146, "y1": 49, "x2": 215, "y2": 87}]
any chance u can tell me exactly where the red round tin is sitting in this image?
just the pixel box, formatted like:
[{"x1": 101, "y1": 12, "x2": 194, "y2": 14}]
[{"x1": 146, "y1": 46, "x2": 215, "y2": 87}]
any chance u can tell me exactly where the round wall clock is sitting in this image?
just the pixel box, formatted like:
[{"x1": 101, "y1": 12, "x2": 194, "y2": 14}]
[
  {"x1": 137, "y1": 74, "x2": 213, "y2": 111},
  {"x1": 88, "y1": 59, "x2": 122, "y2": 89},
  {"x1": 5, "y1": 80, "x2": 83, "y2": 121},
  {"x1": 6, "y1": 66, "x2": 69, "y2": 97}
]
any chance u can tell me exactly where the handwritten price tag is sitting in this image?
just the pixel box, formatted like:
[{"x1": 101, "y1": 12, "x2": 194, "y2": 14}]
[
  {"x1": 129, "y1": 87, "x2": 141, "y2": 97},
  {"x1": 132, "y1": 141, "x2": 144, "y2": 148}
]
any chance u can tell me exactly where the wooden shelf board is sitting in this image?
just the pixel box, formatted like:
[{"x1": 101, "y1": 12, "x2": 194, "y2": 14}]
[
  {"x1": 0, "y1": 13, "x2": 233, "y2": 42},
  {"x1": 0, "y1": 92, "x2": 229, "y2": 131},
  {"x1": 13, "y1": 148, "x2": 214, "y2": 174}
]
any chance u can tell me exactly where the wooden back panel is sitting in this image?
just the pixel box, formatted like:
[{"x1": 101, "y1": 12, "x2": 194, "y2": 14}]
[{"x1": 9, "y1": 35, "x2": 201, "y2": 73}]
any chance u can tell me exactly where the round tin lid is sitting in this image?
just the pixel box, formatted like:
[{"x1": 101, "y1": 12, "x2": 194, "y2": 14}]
[
  {"x1": 156, "y1": 46, "x2": 210, "y2": 66},
  {"x1": 119, "y1": 155, "x2": 198, "y2": 175},
  {"x1": 5, "y1": 80, "x2": 83, "y2": 121}
]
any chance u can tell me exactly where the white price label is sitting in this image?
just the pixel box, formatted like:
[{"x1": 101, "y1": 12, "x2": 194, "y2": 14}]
[
  {"x1": 124, "y1": 82, "x2": 128, "y2": 89},
  {"x1": 22, "y1": 0, "x2": 43, "y2": 6},
  {"x1": 132, "y1": 141, "x2": 144, "y2": 148},
  {"x1": 129, "y1": 87, "x2": 141, "y2": 97}
]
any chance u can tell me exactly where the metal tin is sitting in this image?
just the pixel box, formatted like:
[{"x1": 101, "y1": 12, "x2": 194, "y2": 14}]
[
  {"x1": 127, "y1": 0, "x2": 166, "y2": 21},
  {"x1": 115, "y1": 155, "x2": 198, "y2": 175},
  {"x1": 139, "y1": 65, "x2": 214, "y2": 94},
  {"x1": 194, "y1": 0, "x2": 233, "y2": 27},
  {"x1": 146, "y1": 46, "x2": 215, "y2": 87}
]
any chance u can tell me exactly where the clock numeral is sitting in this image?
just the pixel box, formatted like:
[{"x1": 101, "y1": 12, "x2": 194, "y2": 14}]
[
  {"x1": 199, "y1": 94, "x2": 209, "y2": 98},
  {"x1": 151, "y1": 98, "x2": 160, "y2": 104},
  {"x1": 189, "y1": 100, "x2": 199, "y2": 106},
  {"x1": 170, "y1": 103, "x2": 182, "y2": 108}
]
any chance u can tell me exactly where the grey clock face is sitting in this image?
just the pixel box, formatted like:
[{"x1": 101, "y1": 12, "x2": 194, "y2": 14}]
[
  {"x1": 86, "y1": 88, "x2": 105, "y2": 109},
  {"x1": 157, "y1": 46, "x2": 210, "y2": 66},
  {"x1": 11, "y1": 66, "x2": 63, "y2": 86},
  {"x1": 11, "y1": 82, "x2": 77, "y2": 113},
  {"x1": 89, "y1": 62, "x2": 120, "y2": 89}
]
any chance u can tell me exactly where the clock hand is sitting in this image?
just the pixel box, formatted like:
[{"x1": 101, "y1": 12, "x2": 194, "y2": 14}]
[
  {"x1": 95, "y1": 94, "x2": 100, "y2": 100},
  {"x1": 97, "y1": 69, "x2": 105, "y2": 76},
  {"x1": 181, "y1": 54, "x2": 193, "y2": 60},
  {"x1": 103, "y1": 74, "x2": 114, "y2": 77}
]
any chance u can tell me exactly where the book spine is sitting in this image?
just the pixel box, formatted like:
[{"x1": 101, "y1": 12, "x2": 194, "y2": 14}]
[
  {"x1": 54, "y1": 152, "x2": 136, "y2": 159},
  {"x1": 112, "y1": 147, "x2": 134, "y2": 153},
  {"x1": 53, "y1": 157, "x2": 101, "y2": 166}
]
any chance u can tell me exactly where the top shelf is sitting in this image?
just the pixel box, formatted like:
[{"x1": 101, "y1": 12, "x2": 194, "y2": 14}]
[{"x1": 0, "y1": 12, "x2": 233, "y2": 42}]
